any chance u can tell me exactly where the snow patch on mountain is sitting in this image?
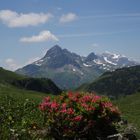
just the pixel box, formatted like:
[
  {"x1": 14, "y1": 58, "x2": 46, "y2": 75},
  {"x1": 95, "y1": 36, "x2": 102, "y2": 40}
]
[
  {"x1": 83, "y1": 63, "x2": 92, "y2": 67},
  {"x1": 104, "y1": 57, "x2": 117, "y2": 65},
  {"x1": 93, "y1": 59, "x2": 103, "y2": 65},
  {"x1": 72, "y1": 68, "x2": 76, "y2": 72},
  {"x1": 34, "y1": 62, "x2": 42, "y2": 66},
  {"x1": 33, "y1": 59, "x2": 44, "y2": 66},
  {"x1": 112, "y1": 54, "x2": 120, "y2": 59}
]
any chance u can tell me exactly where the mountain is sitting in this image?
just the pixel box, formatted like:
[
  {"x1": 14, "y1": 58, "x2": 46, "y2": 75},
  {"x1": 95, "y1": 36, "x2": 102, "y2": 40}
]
[
  {"x1": 16, "y1": 45, "x2": 139, "y2": 89},
  {"x1": 77, "y1": 65, "x2": 140, "y2": 97},
  {"x1": 0, "y1": 67, "x2": 61, "y2": 95}
]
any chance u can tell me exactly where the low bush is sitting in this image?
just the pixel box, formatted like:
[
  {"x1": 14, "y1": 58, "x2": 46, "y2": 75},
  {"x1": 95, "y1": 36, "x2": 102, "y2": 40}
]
[{"x1": 39, "y1": 92, "x2": 121, "y2": 139}]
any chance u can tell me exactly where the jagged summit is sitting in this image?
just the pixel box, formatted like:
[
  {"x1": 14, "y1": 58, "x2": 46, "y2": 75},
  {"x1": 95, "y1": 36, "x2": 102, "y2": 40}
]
[
  {"x1": 85, "y1": 52, "x2": 98, "y2": 62},
  {"x1": 39, "y1": 45, "x2": 81, "y2": 69},
  {"x1": 44, "y1": 45, "x2": 62, "y2": 58},
  {"x1": 49, "y1": 44, "x2": 62, "y2": 51}
]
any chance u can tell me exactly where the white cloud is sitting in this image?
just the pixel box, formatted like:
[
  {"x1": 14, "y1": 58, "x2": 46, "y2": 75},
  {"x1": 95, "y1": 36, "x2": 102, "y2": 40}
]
[
  {"x1": 4, "y1": 57, "x2": 41, "y2": 71},
  {"x1": 60, "y1": 13, "x2": 77, "y2": 23},
  {"x1": 5, "y1": 58, "x2": 20, "y2": 71},
  {"x1": 20, "y1": 30, "x2": 59, "y2": 43},
  {"x1": 0, "y1": 10, "x2": 53, "y2": 27}
]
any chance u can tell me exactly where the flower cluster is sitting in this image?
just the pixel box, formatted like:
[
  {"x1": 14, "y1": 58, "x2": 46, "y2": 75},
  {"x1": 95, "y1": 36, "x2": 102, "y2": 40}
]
[{"x1": 39, "y1": 92, "x2": 120, "y2": 139}]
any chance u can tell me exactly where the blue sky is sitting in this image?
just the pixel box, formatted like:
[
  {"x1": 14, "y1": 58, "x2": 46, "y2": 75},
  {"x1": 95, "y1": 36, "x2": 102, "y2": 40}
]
[{"x1": 0, "y1": 0, "x2": 140, "y2": 70}]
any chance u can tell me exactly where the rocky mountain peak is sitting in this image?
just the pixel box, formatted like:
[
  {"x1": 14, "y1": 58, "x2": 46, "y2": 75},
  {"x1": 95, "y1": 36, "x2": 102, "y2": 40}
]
[
  {"x1": 85, "y1": 52, "x2": 98, "y2": 62},
  {"x1": 44, "y1": 45, "x2": 63, "y2": 58},
  {"x1": 16, "y1": 45, "x2": 139, "y2": 89}
]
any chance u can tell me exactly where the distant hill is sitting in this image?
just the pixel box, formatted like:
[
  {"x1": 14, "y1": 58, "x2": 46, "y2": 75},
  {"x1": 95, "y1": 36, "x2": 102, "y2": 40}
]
[
  {"x1": 16, "y1": 45, "x2": 139, "y2": 89},
  {"x1": 77, "y1": 65, "x2": 140, "y2": 97},
  {"x1": 0, "y1": 67, "x2": 25, "y2": 82},
  {"x1": 0, "y1": 67, "x2": 61, "y2": 95}
]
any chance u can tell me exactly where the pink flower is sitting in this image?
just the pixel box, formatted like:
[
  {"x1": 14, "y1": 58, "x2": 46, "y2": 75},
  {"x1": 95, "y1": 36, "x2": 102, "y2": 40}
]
[
  {"x1": 86, "y1": 107, "x2": 95, "y2": 111},
  {"x1": 39, "y1": 92, "x2": 121, "y2": 138},
  {"x1": 110, "y1": 106, "x2": 120, "y2": 114},
  {"x1": 67, "y1": 108, "x2": 74, "y2": 115},
  {"x1": 44, "y1": 102, "x2": 51, "y2": 107},
  {"x1": 91, "y1": 95, "x2": 101, "y2": 103},
  {"x1": 39, "y1": 101, "x2": 52, "y2": 111},
  {"x1": 39, "y1": 104, "x2": 46, "y2": 111},
  {"x1": 44, "y1": 96, "x2": 50, "y2": 102},
  {"x1": 60, "y1": 109, "x2": 67, "y2": 113},
  {"x1": 103, "y1": 102, "x2": 113, "y2": 108},
  {"x1": 62, "y1": 103, "x2": 67, "y2": 109},
  {"x1": 68, "y1": 91, "x2": 73, "y2": 98},
  {"x1": 81, "y1": 103, "x2": 88, "y2": 108},
  {"x1": 72, "y1": 97, "x2": 78, "y2": 102},
  {"x1": 81, "y1": 95, "x2": 91, "y2": 102},
  {"x1": 51, "y1": 102, "x2": 59, "y2": 109},
  {"x1": 73, "y1": 115, "x2": 83, "y2": 122}
]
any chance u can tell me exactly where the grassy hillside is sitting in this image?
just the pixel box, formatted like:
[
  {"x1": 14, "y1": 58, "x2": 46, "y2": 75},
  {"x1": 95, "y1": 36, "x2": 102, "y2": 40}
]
[
  {"x1": 0, "y1": 67, "x2": 61, "y2": 95},
  {"x1": 0, "y1": 83, "x2": 47, "y2": 101},
  {"x1": 115, "y1": 92, "x2": 140, "y2": 136},
  {"x1": 0, "y1": 67, "x2": 25, "y2": 82},
  {"x1": 78, "y1": 65, "x2": 140, "y2": 97},
  {"x1": 11, "y1": 78, "x2": 61, "y2": 95},
  {"x1": 0, "y1": 82, "x2": 49, "y2": 139}
]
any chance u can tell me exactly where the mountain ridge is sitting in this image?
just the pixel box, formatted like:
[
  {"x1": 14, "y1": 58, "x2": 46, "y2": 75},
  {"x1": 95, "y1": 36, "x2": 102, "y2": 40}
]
[
  {"x1": 0, "y1": 67, "x2": 61, "y2": 95},
  {"x1": 77, "y1": 65, "x2": 140, "y2": 97},
  {"x1": 16, "y1": 45, "x2": 139, "y2": 89}
]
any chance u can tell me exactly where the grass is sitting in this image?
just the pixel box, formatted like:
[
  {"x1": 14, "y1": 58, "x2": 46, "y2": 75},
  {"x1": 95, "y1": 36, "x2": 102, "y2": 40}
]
[
  {"x1": 114, "y1": 92, "x2": 140, "y2": 137},
  {"x1": 0, "y1": 84, "x2": 52, "y2": 139},
  {"x1": 0, "y1": 67, "x2": 62, "y2": 95},
  {"x1": 0, "y1": 67, "x2": 25, "y2": 82},
  {"x1": 0, "y1": 83, "x2": 48, "y2": 101}
]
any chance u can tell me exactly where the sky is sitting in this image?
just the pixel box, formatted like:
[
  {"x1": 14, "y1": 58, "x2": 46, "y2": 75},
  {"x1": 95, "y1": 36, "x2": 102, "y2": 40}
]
[{"x1": 0, "y1": 0, "x2": 140, "y2": 71}]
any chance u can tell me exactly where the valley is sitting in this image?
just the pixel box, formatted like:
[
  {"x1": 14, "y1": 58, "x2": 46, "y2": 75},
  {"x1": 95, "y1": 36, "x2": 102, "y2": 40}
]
[{"x1": 0, "y1": 64, "x2": 140, "y2": 139}]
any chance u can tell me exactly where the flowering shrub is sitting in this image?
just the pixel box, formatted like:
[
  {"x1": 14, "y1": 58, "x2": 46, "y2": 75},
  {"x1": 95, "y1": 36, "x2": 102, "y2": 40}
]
[{"x1": 39, "y1": 92, "x2": 121, "y2": 139}]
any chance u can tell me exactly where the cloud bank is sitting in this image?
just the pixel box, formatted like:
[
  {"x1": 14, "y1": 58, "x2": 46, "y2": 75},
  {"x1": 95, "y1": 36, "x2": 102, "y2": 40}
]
[
  {"x1": 20, "y1": 30, "x2": 59, "y2": 43},
  {"x1": 5, "y1": 58, "x2": 19, "y2": 71},
  {"x1": 0, "y1": 10, "x2": 53, "y2": 27},
  {"x1": 5, "y1": 57, "x2": 41, "y2": 71}
]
